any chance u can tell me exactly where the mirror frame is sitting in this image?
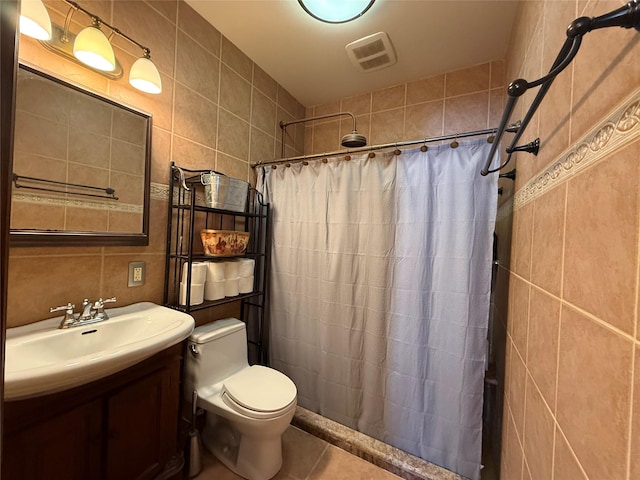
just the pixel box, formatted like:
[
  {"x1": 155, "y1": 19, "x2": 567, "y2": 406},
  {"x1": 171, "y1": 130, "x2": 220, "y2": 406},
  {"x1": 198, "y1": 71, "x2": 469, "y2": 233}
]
[{"x1": 11, "y1": 63, "x2": 152, "y2": 247}]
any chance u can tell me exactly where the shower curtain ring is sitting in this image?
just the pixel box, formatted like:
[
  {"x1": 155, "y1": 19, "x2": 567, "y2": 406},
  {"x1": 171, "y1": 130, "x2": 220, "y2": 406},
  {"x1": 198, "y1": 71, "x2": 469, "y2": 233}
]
[
  {"x1": 420, "y1": 140, "x2": 428, "y2": 152},
  {"x1": 450, "y1": 136, "x2": 459, "y2": 148},
  {"x1": 394, "y1": 144, "x2": 401, "y2": 156}
]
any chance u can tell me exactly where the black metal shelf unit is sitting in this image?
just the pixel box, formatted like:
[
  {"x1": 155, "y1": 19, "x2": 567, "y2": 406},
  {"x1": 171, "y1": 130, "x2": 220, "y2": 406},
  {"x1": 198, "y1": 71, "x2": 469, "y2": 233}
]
[{"x1": 163, "y1": 162, "x2": 271, "y2": 364}]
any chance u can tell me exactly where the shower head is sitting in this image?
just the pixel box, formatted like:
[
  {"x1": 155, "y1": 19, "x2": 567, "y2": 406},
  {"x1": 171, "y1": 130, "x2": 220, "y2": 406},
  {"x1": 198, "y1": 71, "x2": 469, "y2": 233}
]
[
  {"x1": 341, "y1": 131, "x2": 367, "y2": 148},
  {"x1": 280, "y1": 111, "x2": 366, "y2": 155}
]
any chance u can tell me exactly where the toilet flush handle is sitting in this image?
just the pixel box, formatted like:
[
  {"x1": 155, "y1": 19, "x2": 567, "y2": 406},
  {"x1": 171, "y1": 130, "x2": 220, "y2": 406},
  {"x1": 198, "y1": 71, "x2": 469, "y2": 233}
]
[{"x1": 189, "y1": 344, "x2": 199, "y2": 356}]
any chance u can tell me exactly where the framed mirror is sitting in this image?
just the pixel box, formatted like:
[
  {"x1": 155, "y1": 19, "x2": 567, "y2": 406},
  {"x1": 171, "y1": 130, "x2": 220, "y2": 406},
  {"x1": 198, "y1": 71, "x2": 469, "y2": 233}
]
[{"x1": 10, "y1": 63, "x2": 152, "y2": 247}]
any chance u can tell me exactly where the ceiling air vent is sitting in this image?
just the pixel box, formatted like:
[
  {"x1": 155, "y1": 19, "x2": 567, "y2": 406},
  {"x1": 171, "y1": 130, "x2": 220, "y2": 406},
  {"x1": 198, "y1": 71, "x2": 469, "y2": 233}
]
[{"x1": 345, "y1": 32, "x2": 396, "y2": 72}]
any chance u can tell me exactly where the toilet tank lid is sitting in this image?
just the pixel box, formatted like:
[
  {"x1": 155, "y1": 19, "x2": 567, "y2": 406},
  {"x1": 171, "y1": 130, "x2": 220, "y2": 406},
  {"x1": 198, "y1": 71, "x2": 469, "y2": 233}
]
[{"x1": 190, "y1": 318, "x2": 244, "y2": 344}]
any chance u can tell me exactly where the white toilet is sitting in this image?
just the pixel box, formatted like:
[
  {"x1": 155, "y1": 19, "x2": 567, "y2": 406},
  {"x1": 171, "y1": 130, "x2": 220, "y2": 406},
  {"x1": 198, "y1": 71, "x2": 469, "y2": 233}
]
[{"x1": 185, "y1": 318, "x2": 297, "y2": 480}]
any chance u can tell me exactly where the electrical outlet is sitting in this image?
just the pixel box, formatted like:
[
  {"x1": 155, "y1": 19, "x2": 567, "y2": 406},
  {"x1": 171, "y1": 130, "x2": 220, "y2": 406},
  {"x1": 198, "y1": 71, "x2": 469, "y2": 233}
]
[{"x1": 128, "y1": 261, "x2": 145, "y2": 287}]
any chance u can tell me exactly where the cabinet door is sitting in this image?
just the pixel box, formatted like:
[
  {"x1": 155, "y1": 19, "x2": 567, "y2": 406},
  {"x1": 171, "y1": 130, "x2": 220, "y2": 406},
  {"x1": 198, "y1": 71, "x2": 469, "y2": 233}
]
[
  {"x1": 106, "y1": 364, "x2": 180, "y2": 480},
  {"x1": 3, "y1": 400, "x2": 102, "y2": 480}
]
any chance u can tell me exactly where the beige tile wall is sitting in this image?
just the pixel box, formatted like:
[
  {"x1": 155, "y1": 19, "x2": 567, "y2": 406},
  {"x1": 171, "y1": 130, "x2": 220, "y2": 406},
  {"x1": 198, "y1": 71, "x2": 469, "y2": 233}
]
[
  {"x1": 9, "y1": 0, "x2": 305, "y2": 327},
  {"x1": 500, "y1": 1, "x2": 640, "y2": 479},
  {"x1": 302, "y1": 60, "x2": 506, "y2": 155}
]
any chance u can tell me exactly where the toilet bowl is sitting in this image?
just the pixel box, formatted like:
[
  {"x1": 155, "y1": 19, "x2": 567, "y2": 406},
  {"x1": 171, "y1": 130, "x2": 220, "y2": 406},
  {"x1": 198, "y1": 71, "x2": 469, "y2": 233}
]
[{"x1": 185, "y1": 318, "x2": 297, "y2": 480}]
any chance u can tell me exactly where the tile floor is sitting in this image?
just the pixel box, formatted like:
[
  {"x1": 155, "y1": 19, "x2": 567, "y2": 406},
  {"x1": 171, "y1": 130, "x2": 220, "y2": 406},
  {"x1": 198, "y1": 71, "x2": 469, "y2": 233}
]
[{"x1": 194, "y1": 425, "x2": 402, "y2": 480}]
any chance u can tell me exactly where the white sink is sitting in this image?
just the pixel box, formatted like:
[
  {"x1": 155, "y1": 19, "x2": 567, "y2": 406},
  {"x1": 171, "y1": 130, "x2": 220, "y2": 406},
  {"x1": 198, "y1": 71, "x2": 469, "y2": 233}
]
[{"x1": 5, "y1": 302, "x2": 194, "y2": 401}]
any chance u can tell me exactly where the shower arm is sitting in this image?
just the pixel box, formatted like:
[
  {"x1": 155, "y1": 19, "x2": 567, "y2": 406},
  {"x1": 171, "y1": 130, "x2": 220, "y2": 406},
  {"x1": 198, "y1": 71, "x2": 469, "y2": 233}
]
[
  {"x1": 480, "y1": 0, "x2": 640, "y2": 176},
  {"x1": 279, "y1": 112, "x2": 358, "y2": 157}
]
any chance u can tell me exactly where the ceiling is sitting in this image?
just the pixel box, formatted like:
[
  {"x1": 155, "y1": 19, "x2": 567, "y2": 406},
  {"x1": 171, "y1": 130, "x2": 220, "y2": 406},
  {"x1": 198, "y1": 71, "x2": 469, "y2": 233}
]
[{"x1": 185, "y1": 0, "x2": 520, "y2": 107}]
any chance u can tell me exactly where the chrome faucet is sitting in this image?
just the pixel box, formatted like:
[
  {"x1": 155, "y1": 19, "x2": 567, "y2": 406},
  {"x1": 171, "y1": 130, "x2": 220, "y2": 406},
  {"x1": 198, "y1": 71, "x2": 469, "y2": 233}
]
[{"x1": 51, "y1": 297, "x2": 116, "y2": 329}]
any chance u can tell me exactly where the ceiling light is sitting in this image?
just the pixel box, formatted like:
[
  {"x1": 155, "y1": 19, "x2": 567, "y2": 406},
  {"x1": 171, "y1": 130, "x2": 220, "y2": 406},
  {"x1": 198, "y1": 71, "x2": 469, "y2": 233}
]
[
  {"x1": 19, "y1": 0, "x2": 52, "y2": 40},
  {"x1": 73, "y1": 24, "x2": 116, "y2": 72},
  {"x1": 129, "y1": 55, "x2": 162, "y2": 95},
  {"x1": 298, "y1": 0, "x2": 375, "y2": 24}
]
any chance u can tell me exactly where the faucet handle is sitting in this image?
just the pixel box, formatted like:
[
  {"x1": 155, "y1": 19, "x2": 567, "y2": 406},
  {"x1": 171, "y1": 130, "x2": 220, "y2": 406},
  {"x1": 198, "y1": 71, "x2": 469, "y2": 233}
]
[
  {"x1": 93, "y1": 297, "x2": 116, "y2": 320},
  {"x1": 50, "y1": 302, "x2": 75, "y2": 314},
  {"x1": 51, "y1": 303, "x2": 77, "y2": 329},
  {"x1": 94, "y1": 297, "x2": 116, "y2": 309}
]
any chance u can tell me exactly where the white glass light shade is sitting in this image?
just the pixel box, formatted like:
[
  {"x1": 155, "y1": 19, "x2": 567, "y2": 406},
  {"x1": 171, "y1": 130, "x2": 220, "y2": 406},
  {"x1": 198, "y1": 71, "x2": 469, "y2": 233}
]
[
  {"x1": 19, "y1": 0, "x2": 52, "y2": 40},
  {"x1": 129, "y1": 57, "x2": 162, "y2": 94},
  {"x1": 298, "y1": 0, "x2": 375, "y2": 23},
  {"x1": 73, "y1": 26, "x2": 116, "y2": 72}
]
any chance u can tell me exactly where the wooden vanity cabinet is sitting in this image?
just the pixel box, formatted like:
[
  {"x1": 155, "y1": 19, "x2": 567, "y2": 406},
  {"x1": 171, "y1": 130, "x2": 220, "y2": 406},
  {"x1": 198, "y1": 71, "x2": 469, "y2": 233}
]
[{"x1": 3, "y1": 344, "x2": 183, "y2": 480}]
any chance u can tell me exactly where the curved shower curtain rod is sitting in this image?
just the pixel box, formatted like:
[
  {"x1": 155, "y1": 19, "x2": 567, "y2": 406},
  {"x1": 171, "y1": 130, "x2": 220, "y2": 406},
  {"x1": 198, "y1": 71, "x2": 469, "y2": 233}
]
[
  {"x1": 480, "y1": 0, "x2": 640, "y2": 176},
  {"x1": 252, "y1": 127, "x2": 500, "y2": 169}
]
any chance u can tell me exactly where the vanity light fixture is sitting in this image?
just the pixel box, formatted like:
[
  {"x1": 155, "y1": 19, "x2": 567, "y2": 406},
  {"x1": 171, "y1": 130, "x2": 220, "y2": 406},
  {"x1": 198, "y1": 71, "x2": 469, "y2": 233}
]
[
  {"x1": 72, "y1": 22, "x2": 115, "y2": 72},
  {"x1": 19, "y1": 0, "x2": 52, "y2": 40},
  {"x1": 298, "y1": 0, "x2": 375, "y2": 24},
  {"x1": 26, "y1": 0, "x2": 162, "y2": 94}
]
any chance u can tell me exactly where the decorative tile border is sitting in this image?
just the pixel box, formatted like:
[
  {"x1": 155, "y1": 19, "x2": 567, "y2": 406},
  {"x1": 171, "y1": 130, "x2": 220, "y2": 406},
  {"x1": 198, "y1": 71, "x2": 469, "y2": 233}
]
[
  {"x1": 150, "y1": 181, "x2": 169, "y2": 200},
  {"x1": 513, "y1": 88, "x2": 640, "y2": 210}
]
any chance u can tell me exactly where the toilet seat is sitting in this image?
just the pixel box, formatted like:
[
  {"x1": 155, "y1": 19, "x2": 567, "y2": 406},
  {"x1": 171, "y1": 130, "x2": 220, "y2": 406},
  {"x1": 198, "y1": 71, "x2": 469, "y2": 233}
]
[{"x1": 221, "y1": 365, "x2": 297, "y2": 420}]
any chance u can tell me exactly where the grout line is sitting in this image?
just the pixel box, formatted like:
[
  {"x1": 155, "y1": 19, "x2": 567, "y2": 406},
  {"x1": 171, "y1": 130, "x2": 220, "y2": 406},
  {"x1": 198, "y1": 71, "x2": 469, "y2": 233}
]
[{"x1": 305, "y1": 442, "x2": 330, "y2": 480}]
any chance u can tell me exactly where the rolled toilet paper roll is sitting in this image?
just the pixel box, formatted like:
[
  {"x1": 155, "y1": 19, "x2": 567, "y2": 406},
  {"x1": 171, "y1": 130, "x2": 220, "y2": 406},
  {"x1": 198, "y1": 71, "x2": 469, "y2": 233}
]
[
  {"x1": 206, "y1": 261, "x2": 226, "y2": 282},
  {"x1": 224, "y1": 261, "x2": 239, "y2": 279},
  {"x1": 180, "y1": 282, "x2": 204, "y2": 305},
  {"x1": 237, "y1": 258, "x2": 255, "y2": 278},
  {"x1": 182, "y1": 262, "x2": 207, "y2": 284},
  {"x1": 204, "y1": 280, "x2": 225, "y2": 301},
  {"x1": 238, "y1": 275, "x2": 254, "y2": 294},
  {"x1": 224, "y1": 277, "x2": 239, "y2": 297}
]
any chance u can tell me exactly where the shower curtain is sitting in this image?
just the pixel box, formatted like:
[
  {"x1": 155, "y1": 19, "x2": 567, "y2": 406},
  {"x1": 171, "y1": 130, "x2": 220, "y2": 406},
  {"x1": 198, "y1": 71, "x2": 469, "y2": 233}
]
[{"x1": 258, "y1": 140, "x2": 497, "y2": 480}]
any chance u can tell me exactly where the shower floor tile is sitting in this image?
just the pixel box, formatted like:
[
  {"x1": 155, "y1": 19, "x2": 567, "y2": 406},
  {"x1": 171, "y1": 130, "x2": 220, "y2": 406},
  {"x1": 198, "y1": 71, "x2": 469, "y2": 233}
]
[{"x1": 194, "y1": 425, "x2": 403, "y2": 480}]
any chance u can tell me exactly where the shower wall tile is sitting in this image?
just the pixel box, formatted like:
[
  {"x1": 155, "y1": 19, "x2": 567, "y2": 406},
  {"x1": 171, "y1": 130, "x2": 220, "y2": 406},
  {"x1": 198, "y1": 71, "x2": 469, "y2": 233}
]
[
  {"x1": 445, "y1": 63, "x2": 490, "y2": 97},
  {"x1": 490, "y1": 60, "x2": 506, "y2": 89},
  {"x1": 406, "y1": 75, "x2": 445, "y2": 105},
  {"x1": 563, "y1": 144, "x2": 639, "y2": 335},
  {"x1": 526, "y1": 287, "x2": 560, "y2": 410},
  {"x1": 512, "y1": 202, "x2": 533, "y2": 280},
  {"x1": 404, "y1": 101, "x2": 444, "y2": 140},
  {"x1": 508, "y1": 274, "x2": 529, "y2": 360},
  {"x1": 341, "y1": 93, "x2": 372, "y2": 115},
  {"x1": 314, "y1": 101, "x2": 342, "y2": 118},
  {"x1": 530, "y1": 183, "x2": 565, "y2": 296},
  {"x1": 553, "y1": 429, "x2": 588, "y2": 480},
  {"x1": 506, "y1": 338, "x2": 527, "y2": 439},
  {"x1": 522, "y1": 375, "x2": 554, "y2": 480},
  {"x1": 556, "y1": 305, "x2": 632, "y2": 480},
  {"x1": 312, "y1": 120, "x2": 340, "y2": 154},
  {"x1": 370, "y1": 108, "x2": 404, "y2": 145},
  {"x1": 372, "y1": 84, "x2": 405, "y2": 112},
  {"x1": 502, "y1": 404, "x2": 524, "y2": 480},
  {"x1": 443, "y1": 91, "x2": 490, "y2": 136}
]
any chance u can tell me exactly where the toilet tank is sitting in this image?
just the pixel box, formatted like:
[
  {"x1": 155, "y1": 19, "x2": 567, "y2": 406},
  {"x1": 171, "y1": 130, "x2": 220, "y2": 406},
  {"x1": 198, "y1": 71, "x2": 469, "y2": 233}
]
[{"x1": 184, "y1": 318, "x2": 249, "y2": 397}]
